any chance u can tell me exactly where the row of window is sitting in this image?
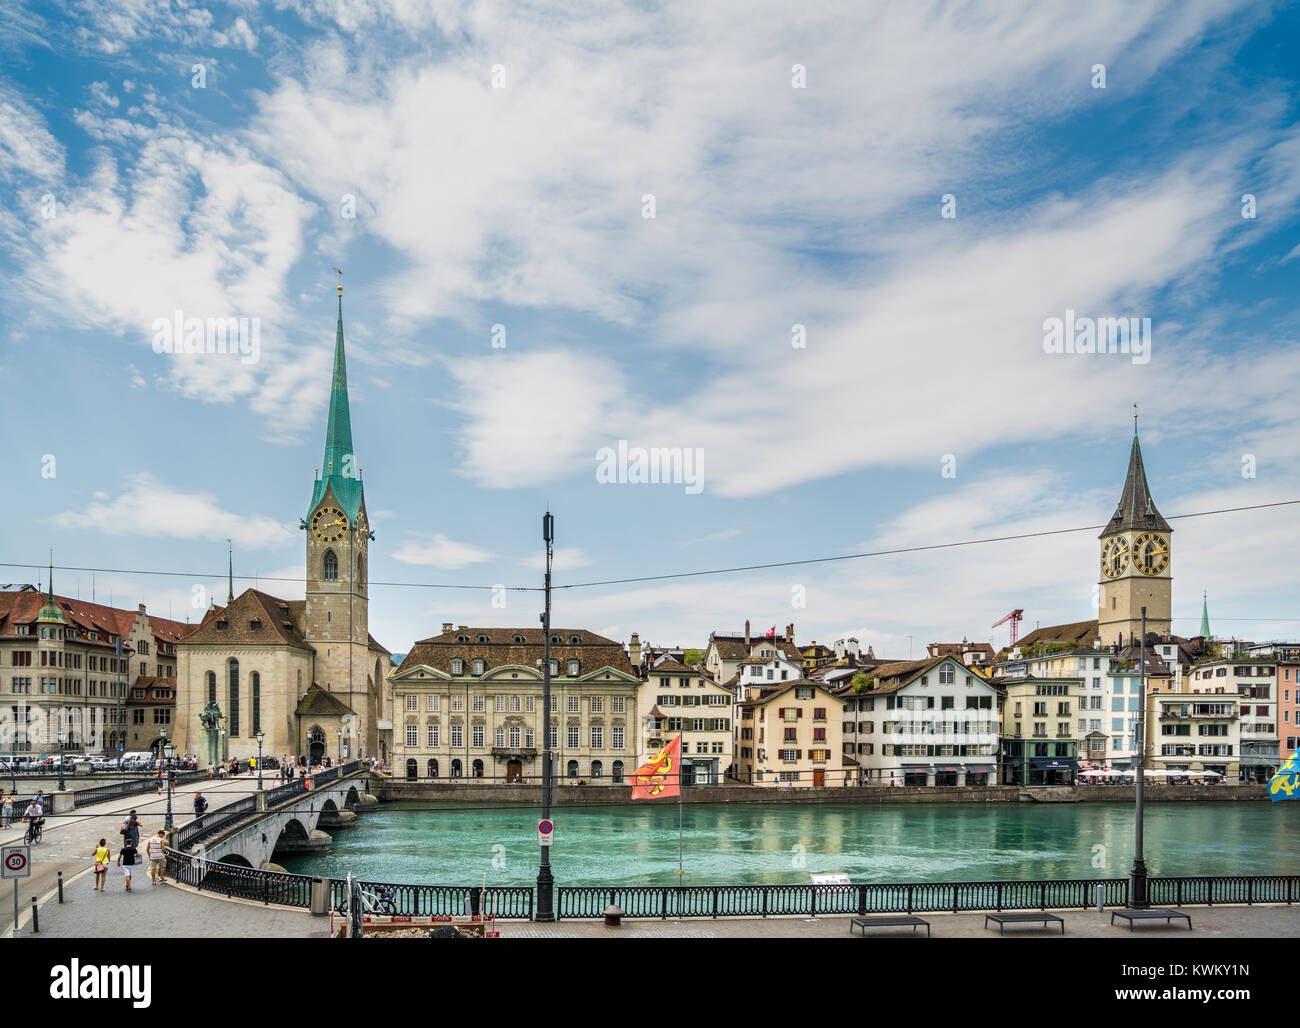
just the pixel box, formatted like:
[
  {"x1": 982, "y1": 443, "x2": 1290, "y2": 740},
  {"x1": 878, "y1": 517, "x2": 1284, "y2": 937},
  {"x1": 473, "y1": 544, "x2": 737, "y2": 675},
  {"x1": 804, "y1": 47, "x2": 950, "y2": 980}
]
[
  {"x1": 404, "y1": 757, "x2": 625, "y2": 780},
  {"x1": 402, "y1": 693, "x2": 627, "y2": 714},
  {"x1": 404, "y1": 724, "x2": 628, "y2": 750}
]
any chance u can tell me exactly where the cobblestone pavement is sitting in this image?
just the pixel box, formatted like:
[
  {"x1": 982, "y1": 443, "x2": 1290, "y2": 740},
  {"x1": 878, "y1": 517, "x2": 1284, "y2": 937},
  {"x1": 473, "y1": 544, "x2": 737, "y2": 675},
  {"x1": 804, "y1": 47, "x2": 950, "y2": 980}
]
[
  {"x1": 0, "y1": 774, "x2": 259, "y2": 935},
  {"x1": 497, "y1": 905, "x2": 1299, "y2": 938}
]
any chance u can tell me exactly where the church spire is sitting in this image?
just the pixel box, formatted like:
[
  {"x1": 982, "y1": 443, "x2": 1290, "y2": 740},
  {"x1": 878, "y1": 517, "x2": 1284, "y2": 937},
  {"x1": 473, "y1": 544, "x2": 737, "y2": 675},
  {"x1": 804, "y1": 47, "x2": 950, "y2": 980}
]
[
  {"x1": 1200, "y1": 592, "x2": 1211, "y2": 639},
  {"x1": 227, "y1": 538, "x2": 234, "y2": 605},
  {"x1": 37, "y1": 563, "x2": 64, "y2": 624},
  {"x1": 308, "y1": 275, "x2": 364, "y2": 520},
  {"x1": 1099, "y1": 414, "x2": 1171, "y2": 537}
]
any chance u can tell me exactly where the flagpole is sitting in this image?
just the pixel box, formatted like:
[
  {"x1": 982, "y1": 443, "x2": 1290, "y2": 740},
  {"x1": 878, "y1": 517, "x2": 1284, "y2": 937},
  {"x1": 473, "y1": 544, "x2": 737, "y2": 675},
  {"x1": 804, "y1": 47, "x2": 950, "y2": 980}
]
[{"x1": 678, "y1": 754, "x2": 684, "y2": 880}]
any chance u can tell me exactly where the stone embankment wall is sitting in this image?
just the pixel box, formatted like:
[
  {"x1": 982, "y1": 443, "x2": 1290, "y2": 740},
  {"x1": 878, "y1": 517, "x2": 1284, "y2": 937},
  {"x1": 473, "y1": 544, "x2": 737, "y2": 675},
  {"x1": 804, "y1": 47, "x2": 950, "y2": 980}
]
[{"x1": 373, "y1": 781, "x2": 1267, "y2": 806}]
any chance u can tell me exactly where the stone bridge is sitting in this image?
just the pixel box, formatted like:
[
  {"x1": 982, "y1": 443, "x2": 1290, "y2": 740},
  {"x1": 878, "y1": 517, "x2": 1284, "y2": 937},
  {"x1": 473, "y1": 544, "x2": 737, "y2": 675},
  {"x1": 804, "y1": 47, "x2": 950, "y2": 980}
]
[{"x1": 187, "y1": 773, "x2": 377, "y2": 870}]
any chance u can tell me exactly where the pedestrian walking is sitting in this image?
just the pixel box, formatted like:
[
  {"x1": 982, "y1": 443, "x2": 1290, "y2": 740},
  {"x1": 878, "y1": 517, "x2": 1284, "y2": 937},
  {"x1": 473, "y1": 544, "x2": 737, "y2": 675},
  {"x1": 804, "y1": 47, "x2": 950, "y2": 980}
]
[
  {"x1": 120, "y1": 810, "x2": 141, "y2": 847},
  {"x1": 207, "y1": 761, "x2": 214, "y2": 780},
  {"x1": 249, "y1": 757, "x2": 256, "y2": 776},
  {"x1": 155, "y1": 769, "x2": 164, "y2": 795},
  {"x1": 1, "y1": 793, "x2": 12, "y2": 828},
  {"x1": 92, "y1": 838, "x2": 111, "y2": 892},
  {"x1": 117, "y1": 837, "x2": 139, "y2": 891},
  {"x1": 193, "y1": 792, "x2": 208, "y2": 822},
  {"x1": 146, "y1": 830, "x2": 167, "y2": 884}
]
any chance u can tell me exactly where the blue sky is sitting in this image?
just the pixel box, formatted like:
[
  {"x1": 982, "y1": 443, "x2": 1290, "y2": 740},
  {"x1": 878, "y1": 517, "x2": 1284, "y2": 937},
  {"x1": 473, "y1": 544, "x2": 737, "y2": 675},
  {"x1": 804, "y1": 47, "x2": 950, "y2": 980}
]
[{"x1": 2, "y1": 0, "x2": 1299, "y2": 658}]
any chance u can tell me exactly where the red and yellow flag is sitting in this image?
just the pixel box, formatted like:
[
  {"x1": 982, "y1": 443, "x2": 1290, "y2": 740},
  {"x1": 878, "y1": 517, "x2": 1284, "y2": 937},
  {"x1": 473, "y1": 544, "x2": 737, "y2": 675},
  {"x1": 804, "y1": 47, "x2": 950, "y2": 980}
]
[{"x1": 628, "y1": 735, "x2": 682, "y2": 800}]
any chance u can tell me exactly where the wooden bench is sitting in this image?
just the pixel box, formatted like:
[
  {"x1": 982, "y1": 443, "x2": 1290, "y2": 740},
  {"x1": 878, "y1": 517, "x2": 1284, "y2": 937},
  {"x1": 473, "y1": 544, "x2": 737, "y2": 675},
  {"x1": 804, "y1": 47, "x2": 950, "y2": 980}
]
[
  {"x1": 1111, "y1": 909, "x2": 1192, "y2": 931},
  {"x1": 984, "y1": 912, "x2": 1065, "y2": 935},
  {"x1": 850, "y1": 915, "x2": 931, "y2": 938}
]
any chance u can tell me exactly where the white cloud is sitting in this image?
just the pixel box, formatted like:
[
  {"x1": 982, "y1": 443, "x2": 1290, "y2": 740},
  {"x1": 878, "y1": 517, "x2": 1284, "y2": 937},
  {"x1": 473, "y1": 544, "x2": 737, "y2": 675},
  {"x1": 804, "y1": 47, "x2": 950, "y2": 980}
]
[
  {"x1": 52, "y1": 473, "x2": 294, "y2": 548},
  {"x1": 390, "y1": 533, "x2": 494, "y2": 569},
  {"x1": 521, "y1": 547, "x2": 589, "y2": 572}
]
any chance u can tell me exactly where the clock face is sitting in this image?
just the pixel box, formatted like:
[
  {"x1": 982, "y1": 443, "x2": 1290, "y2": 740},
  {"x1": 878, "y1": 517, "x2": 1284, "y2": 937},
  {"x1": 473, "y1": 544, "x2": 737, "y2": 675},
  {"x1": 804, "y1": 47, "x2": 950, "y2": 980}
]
[
  {"x1": 1134, "y1": 532, "x2": 1169, "y2": 576},
  {"x1": 311, "y1": 506, "x2": 348, "y2": 543},
  {"x1": 356, "y1": 513, "x2": 368, "y2": 550},
  {"x1": 1101, "y1": 537, "x2": 1129, "y2": 579}
]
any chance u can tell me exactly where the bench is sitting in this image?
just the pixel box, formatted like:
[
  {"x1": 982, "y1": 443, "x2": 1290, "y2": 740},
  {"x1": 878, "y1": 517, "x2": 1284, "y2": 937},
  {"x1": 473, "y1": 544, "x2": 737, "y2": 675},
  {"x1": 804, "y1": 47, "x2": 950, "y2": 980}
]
[
  {"x1": 1111, "y1": 909, "x2": 1192, "y2": 931},
  {"x1": 850, "y1": 915, "x2": 931, "y2": 938},
  {"x1": 984, "y1": 912, "x2": 1065, "y2": 935}
]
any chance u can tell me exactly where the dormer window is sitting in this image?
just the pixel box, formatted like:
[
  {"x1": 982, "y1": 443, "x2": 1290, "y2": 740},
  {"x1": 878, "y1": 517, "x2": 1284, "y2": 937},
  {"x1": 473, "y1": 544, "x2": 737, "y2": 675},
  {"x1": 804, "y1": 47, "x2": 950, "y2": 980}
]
[
  {"x1": 568, "y1": 660, "x2": 580, "y2": 676},
  {"x1": 477, "y1": 634, "x2": 490, "y2": 643},
  {"x1": 249, "y1": 618, "x2": 262, "y2": 630},
  {"x1": 451, "y1": 658, "x2": 465, "y2": 675},
  {"x1": 513, "y1": 634, "x2": 525, "y2": 644},
  {"x1": 569, "y1": 635, "x2": 581, "y2": 644},
  {"x1": 550, "y1": 635, "x2": 562, "y2": 646},
  {"x1": 216, "y1": 620, "x2": 228, "y2": 630},
  {"x1": 456, "y1": 634, "x2": 469, "y2": 643},
  {"x1": 472, "y1": 659, "x2": 485, "y2": 675}
]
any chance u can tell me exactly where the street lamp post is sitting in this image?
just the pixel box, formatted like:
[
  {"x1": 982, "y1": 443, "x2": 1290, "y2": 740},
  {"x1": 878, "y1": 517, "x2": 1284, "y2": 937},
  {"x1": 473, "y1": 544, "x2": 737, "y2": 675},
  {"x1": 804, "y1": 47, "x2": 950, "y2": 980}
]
[
  {"x1": 163, "y1": 740, "x2": 176, "y2": 830},
  {"x1": 256, "y1": 730, "x2": 265, "y2": 790},
  {"x1": 337, "y1": 728, "x2": 342, "y2": 766},
  {"x1": 1130, "y1": 607, "x2": 1149, "y2": 909},
  {"x1": 218, "y1": 728, "x2": 226, "y2": 766},
  {"x1": 536, "y1": 511, "x2": 556, "y2": 922},
  {"x1": 57, "y1": 730, "x2": 66, "y2": 791}
]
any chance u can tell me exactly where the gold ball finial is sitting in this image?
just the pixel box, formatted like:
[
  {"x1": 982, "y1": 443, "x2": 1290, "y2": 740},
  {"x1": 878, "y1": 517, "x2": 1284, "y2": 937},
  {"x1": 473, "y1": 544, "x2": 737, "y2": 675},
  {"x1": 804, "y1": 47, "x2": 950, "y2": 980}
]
[{"x1": 332, "y1": 266, "x2": 343, "y2": 297}]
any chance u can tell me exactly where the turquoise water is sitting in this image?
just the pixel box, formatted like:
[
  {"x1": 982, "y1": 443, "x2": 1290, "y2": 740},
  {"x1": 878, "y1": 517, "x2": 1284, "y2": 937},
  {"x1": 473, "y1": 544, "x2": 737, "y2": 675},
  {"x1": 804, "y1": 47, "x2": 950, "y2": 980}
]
[{"x1": 279, "y1": 801, "x2": 1300, "y2": 886}]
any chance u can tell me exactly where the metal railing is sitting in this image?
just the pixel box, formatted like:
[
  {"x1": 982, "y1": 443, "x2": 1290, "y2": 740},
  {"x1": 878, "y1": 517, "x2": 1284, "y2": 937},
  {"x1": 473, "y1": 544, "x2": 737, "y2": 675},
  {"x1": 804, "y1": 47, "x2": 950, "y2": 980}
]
[
  {"x1": 555, "y1": 878, "x2": 1131, "y2": 919},
  {"x1": 333, "y1": 881, "x2": 534, "y2": 919},
  {"x1": 166, "y1": 847, "x2": 315, "y2": 906},
  {"x1": 173, "y1": 794, "x2": 258, "y2": 850},
  {"x1": 1148, "y1": 875, "x2": 1299, "y2": 907}
]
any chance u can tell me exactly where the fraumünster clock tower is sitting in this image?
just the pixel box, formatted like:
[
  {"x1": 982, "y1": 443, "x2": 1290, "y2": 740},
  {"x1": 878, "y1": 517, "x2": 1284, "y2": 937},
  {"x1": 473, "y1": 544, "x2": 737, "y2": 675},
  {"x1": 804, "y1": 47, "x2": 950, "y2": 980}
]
[{"x1": 1097, "y1": 422, "x2": 1172, "y2": 647}]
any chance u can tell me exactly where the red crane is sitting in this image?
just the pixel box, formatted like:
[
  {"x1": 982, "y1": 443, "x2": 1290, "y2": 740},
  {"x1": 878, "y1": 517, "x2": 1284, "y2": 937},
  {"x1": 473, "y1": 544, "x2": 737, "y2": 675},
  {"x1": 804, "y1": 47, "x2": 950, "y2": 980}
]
[{"x1": 992, "y1": 609, "x2": 1024, "y2": 647}]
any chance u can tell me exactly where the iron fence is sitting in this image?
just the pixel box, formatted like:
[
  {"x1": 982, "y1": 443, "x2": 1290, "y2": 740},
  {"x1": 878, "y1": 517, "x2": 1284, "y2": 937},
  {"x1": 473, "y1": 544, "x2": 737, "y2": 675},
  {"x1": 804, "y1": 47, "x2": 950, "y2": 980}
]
[
  {"x1": 335, "y1": 881, "x2": 534, "y2": 919},
  {"x1": 173, "y1": 794, "x2": 257, "y2": 850},
  {"x1": 555, "y1": 878, "x2": 1132, "y2": 920},
  {"x1": 264, "y1": 780, "x2": 307, "y2": 806},
  {"x1": 165, "y1": 847, "x2": 315, "y2": 906},
  {"x1": 1148, "y1": 875, "x2": 1299, "y2": 906},
  {"x1": 72, "y1": 777, "x2": 157, "y2": 808}
]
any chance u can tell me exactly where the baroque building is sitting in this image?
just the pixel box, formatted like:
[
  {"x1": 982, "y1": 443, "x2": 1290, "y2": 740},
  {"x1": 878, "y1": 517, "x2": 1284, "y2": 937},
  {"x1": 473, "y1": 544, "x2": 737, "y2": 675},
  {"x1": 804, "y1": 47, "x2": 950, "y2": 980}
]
[{"x1": 175, "y1": 287, "x2": 393, "y2": 764}]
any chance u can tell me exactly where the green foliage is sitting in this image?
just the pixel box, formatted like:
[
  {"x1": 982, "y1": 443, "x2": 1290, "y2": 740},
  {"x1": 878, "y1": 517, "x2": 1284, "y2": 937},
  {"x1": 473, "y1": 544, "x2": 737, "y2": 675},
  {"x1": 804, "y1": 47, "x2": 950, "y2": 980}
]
[
  {"x1": 683, "y1": 648, "x2": 705, "y2": 666},
  {"x1": 851, "y1": 671, "x2": 875, "y2": 694}
]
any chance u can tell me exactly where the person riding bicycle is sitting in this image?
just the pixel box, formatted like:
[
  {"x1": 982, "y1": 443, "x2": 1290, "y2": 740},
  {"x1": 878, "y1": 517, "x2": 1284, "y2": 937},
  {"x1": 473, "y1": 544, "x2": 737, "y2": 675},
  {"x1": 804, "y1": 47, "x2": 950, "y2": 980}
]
[{"x1": 21, "y1": 799, "x2": 44, "y2": 840}]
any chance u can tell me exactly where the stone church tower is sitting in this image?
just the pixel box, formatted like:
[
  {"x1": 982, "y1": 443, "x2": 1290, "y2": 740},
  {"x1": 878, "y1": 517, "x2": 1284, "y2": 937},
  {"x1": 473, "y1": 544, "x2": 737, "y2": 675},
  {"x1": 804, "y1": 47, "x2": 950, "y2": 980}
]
[
  {"x1": 303, "y1": 284, "x2": 377, "y2": 753},
  {"x1": 1097, "y1": 420, "x2": 1172, "y2": 647}
]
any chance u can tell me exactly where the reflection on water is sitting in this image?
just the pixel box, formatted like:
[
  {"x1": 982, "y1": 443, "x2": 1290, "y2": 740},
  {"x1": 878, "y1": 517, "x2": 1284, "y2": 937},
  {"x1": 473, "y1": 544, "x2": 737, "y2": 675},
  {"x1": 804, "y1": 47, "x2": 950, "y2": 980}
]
[{"x1": 279, "y1": 801, "x2": 1300, "y2": 886}]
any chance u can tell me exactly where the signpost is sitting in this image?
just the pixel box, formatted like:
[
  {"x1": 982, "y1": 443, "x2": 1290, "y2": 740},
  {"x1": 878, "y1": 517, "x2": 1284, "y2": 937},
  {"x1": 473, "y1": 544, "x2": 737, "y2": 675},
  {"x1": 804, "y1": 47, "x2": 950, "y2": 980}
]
[
  {"x1": 537, "y1": 819, "x2": 554, "y2": 847},
  {"x1": 3, "y1": 845, "x2": 31, "y2": 938}
]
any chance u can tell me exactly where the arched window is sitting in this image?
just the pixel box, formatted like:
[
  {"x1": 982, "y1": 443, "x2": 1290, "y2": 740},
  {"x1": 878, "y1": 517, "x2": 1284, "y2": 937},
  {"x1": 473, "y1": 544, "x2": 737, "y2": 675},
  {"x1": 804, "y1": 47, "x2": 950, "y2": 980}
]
[
  {"x1": 356, "y1": 553, "x2": 366, "y2": 589},
  {"x1": 569, "y1": 635, "x2": 581, "y2": 644},
  {"x1": 567, "y1": 760, "x2": 579, "y2": 778},
  {"x1": 323, "y1": 549, "x2": 338, "y2": 581},
  {"x1": 451, "y1": 758, "x2": 463, "y2": 778},
  {"x1": 472, "y1": 659, "x2": 485, "y2": 675},
  {"x1": 472, "y1": 759, "x2": 484, "y2": 778},
  {"x1": 228, "y1": 659, "x2": 240, "y2": 736},
  {"x1": 591, "y1": 760, "x2": 603, "y2": 779},
  {"x1": 250, "y1": 672, "x2": 261, "y2": 735},
  {"x1": 451, "y1": 658, "x2": 464, "y2": 675},
  {"x1": 477, "y1": 634, "x2": 490, "y2": 643},
  {"x1": 567, "y1": 659, "x2": 580, "y2": 676},
  {"x1": 207, "y1": 671, "x2": 216, "y2": 705},
  {"x1": 427, "y1": 758, "x2": 438, "y2": 777},
  {"x1": 513, "y1": 634, "x2": 525, "y2": 644},
  {"x1": 405, "y1": 758, "x2": 417, "y2": 780},
  {"x1": 612, "y1": 760, "x2": 624, "y2": 783}
]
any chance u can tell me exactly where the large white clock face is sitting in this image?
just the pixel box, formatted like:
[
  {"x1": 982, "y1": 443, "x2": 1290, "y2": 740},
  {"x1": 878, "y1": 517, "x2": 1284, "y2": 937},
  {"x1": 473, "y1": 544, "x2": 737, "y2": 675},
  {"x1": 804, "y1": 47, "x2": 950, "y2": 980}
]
[{"x1": 311, "y1": 506, "x2": 348, "y2": 543}]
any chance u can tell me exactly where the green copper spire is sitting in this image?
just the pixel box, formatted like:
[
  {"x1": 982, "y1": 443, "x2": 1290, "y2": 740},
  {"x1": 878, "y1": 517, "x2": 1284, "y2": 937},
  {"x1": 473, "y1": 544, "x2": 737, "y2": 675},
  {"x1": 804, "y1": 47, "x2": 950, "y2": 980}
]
[
  {"x1": 227, "y1": 539, "x2": 234, "y2": 605},
  {"x1": 308, "y1": 284, "x2": 364, "y2": 520},
  {"x1": 1200, "y1": 592, "x2": 1211, "y2": 639},
  {"x1": 37, "y1": 565, "x2": 64, "y2": 624}
]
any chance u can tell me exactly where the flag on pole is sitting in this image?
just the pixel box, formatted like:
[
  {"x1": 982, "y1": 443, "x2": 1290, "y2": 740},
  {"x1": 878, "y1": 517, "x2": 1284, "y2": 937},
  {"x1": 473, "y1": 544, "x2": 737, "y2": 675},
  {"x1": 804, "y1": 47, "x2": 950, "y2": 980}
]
[
  {"x1": 1269, "y1": 748, "x2": 1299, "y2": 802},
  {"x1": 628, "y1": 735, "x2": 682, "y2": 800}
]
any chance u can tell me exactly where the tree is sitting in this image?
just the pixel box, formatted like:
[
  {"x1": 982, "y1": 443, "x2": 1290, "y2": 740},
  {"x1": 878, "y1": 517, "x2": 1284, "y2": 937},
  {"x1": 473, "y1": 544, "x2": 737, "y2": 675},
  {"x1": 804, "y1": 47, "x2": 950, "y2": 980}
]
[
  {"x1": 851, "y1": 671, "x2": 875, "y2": 694},
  {"x1": 683, "y1": 648, "x2": 705, "y2": 666}
]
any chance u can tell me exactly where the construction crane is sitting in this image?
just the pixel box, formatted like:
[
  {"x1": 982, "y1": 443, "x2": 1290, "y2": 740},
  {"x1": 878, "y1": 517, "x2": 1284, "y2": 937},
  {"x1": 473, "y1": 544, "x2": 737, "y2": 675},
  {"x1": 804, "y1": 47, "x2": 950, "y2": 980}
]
[{"x1": 992, "y1": 609, "x2": 1024, "y2": 647}]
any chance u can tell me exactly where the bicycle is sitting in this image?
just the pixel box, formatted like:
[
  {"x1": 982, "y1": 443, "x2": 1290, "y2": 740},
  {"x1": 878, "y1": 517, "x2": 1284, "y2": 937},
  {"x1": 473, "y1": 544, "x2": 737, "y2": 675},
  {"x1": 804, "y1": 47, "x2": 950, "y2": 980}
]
[
  {"x1": 23, "y1": 819, "x2": 42, "y2": 844},
  {"x1": 336, "y1": 885, "x2": 398, "y2": 916}
]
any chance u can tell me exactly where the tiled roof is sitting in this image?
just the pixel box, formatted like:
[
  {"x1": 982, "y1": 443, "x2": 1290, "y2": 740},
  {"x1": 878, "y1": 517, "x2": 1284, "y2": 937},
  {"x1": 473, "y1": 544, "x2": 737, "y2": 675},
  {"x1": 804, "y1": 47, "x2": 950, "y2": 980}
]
[
  {"x1": 1101, "y1": 431, "x2": 1171, "y2": 537},
  {"x1": 738, "y1": 679, "x2": 844, "y2": 708},
  {"x1": 296, "y1": 683, "x2": 357, "y2": 717},
  {"x1": 1015, "y1": 620, "x2": 1099, "y2": 651},
  {"x1": 0, "y1": 590, "x2": 188, "y2": 647},
  {"x1": 180, "y1": 590, "x2": 313, "y2": 650},
  {"x1": 398, "y1": 627, "x2": 634, "y2": 676}
]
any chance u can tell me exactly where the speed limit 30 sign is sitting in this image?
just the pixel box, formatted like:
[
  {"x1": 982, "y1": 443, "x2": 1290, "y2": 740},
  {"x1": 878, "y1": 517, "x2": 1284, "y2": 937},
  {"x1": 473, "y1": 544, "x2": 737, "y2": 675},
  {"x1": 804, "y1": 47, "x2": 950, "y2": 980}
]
[{"x1": 2, "y1": 846, "x2": 30, "y2": 879}]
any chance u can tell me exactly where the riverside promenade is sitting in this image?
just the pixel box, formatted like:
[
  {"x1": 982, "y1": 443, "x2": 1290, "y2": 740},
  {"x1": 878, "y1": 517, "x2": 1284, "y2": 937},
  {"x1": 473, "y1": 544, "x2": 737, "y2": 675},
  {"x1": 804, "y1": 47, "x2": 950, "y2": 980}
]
[{"x1": 0, "y1": 772, "x2": 255, "y2": 936}]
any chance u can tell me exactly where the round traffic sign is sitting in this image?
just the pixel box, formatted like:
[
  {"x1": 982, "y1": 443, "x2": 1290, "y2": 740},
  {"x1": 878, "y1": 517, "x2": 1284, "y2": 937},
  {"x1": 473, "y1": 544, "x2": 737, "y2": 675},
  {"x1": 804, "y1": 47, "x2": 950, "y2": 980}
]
[
  {"x1": 5, "y1": 852, "x2": 27, "y2": 873},
  {"x1": 538, "y1": 819, "x2": 553, "y2": 835}
]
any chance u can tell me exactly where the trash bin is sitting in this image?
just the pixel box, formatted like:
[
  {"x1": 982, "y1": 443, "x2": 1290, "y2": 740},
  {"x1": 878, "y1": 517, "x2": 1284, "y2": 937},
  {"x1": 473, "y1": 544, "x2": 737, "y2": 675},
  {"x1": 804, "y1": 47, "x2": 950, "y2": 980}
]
[{"x1": 310, "y1": 877, "x2": 330, "y2": 916}]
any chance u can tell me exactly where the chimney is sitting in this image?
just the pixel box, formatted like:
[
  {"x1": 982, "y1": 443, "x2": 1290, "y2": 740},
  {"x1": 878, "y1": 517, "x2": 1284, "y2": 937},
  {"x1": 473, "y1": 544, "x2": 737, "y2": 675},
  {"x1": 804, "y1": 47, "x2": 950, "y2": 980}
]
[
  {"x1": 629, "y1": 632, "x2": 642, "y2": 668},
  {"x1": 785, "y1": 623, "x2": 794, "y2": 643},
  {"x1": 442, "y1": 622, "x2": 454, "y2": 633},
  {"x1": 744, "y1": 620, "x2": 750, "y2": 646}
]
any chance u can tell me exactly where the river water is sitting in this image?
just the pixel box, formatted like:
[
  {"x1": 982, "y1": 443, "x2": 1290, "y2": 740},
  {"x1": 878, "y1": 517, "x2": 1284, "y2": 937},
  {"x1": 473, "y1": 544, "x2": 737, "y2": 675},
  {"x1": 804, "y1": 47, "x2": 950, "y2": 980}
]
[{"x1": 278, "y1": 801, "x2": 1300, "y2": 886}]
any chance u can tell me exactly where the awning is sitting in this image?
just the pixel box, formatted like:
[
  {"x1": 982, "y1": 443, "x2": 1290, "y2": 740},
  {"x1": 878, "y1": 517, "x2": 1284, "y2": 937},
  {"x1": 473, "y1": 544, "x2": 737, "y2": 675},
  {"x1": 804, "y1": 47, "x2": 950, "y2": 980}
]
[
  {"x1": 1032, "y1": 758, "x2": 1078, "y2": 770},
  {"x1": 966, "y1": 766, "x2": 995, "y2": 774}
]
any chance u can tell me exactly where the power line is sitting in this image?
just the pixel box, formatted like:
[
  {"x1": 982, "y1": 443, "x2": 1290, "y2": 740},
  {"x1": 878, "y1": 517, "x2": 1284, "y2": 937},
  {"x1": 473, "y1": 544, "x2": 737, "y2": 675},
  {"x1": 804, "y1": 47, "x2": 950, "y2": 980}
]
[{"x1": 3, "y1": 496, "x2": 1299, "y2": 596}]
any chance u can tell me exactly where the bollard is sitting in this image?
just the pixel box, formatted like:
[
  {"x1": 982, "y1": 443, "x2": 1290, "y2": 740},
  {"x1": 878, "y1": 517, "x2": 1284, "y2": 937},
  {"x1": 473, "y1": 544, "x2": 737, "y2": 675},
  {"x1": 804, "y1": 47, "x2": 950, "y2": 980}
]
[
  {"x1": 30, "y1": 897, "x2": 38, "y2": 934},
  {"x1": 1096, "y1": 884, "x2": 1104, "y2": 912},
  {"x1": 57, "y1": 871, "x2": 63, "y2": 904}
]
